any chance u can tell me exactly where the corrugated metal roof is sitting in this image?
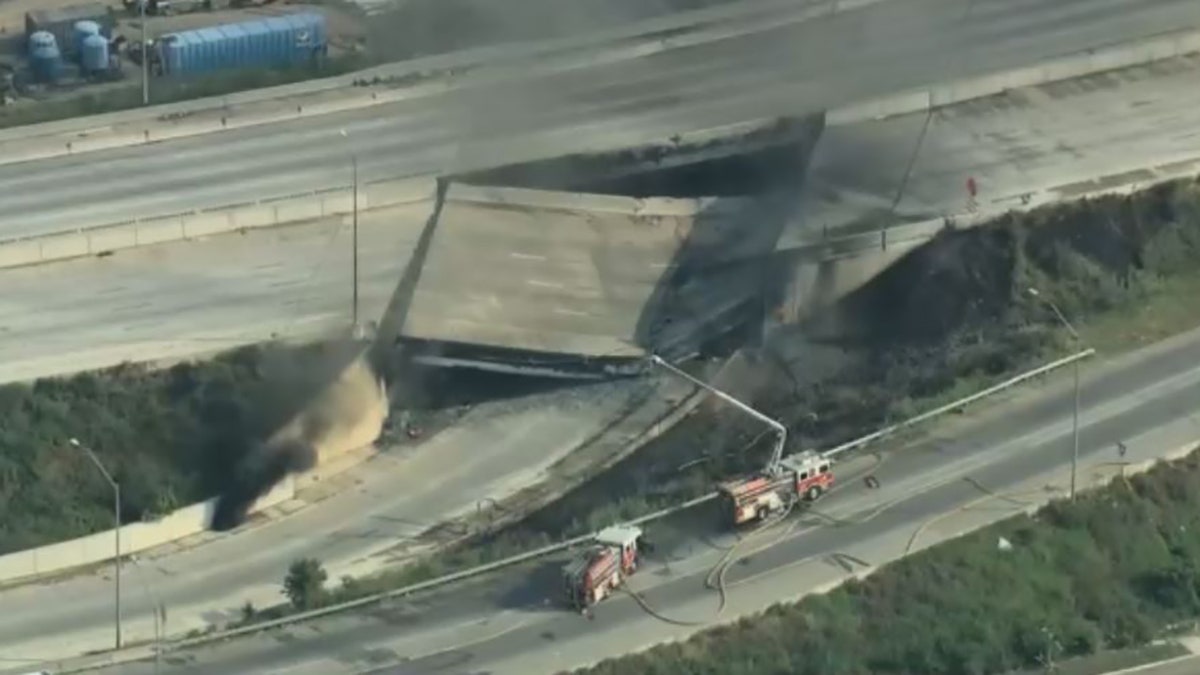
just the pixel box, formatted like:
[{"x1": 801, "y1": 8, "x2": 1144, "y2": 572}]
[{"x1": 164, "y1": 11, "x2": 325, "y2": 42}]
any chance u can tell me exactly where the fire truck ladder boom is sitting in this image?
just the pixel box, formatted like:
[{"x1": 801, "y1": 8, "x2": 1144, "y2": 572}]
[{"x1": 648, "y1": 354, "x2": 787, "y2": 473}]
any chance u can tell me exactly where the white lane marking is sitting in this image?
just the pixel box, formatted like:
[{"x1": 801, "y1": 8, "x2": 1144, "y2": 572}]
[{"x1": 510, "y1": 252, "x2": 548, "y2": 261}]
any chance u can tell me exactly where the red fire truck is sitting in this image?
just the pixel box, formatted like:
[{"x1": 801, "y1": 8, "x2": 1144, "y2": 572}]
[
  {"x1": 562, "y1": 524, "x2": 643, "y2": 612},
  {"x1": 717, "y1": 450, "x2": 834, "y2": 526}
]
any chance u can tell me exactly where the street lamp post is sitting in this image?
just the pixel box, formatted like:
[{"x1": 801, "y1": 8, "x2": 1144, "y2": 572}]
[
  {"x1": 140, "y1": 0, "x2": 149, "y2": 106},
  {"x1": 339, "y1": 129, "x2": 359, "y2": 336},
  {"x1": 352, "y1": 152, "x2": 359, "y2": 334},
  {"x1": 1028, "y1": 288, "x2": 1082, "y2": 500},
  {"x1": 69, "y1": 437, "x2": 121, "y2": 648}
]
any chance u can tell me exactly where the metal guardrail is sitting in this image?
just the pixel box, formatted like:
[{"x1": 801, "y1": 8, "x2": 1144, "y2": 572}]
[
  {"x1": 825, "y1": 348, "x2": 1096, "y2": 457},
  {"x1": 47, "y1": 347, "x2": 1093, "y2": 674}
]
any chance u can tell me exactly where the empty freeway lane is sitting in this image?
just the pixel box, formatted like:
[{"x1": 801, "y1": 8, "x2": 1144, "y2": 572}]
[{"x1": 1, "y1": 0, "x2": 1197, "y2": 241}]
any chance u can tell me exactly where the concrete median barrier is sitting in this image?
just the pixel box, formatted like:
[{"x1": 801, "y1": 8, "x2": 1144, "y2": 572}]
[
  {"x1": 0, "y1": 176, "x2": 437, "y2": 270},
  {"x1": 0, "y1": 478, "x2": 295, "y2": 585},
  {"x1": 447, "y1": 183, "x2": 708, "y2": 217},
  {"x1": 829, "y1": 27, "x2": 1200, "y2": 125}
]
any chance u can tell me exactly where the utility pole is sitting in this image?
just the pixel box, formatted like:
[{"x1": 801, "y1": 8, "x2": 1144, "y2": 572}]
[
  {"x1": 70, "y1": 438, "x2": 121, "y2": 649},
  {"x1": 339, "y1": 129, "x2": 359, "y2": 337},
  {"x1": 140, "y1": 0, "x2": 149, "y2": 105},
  {"x1": 1028, "y1": 288, "x2": 1083, "y2": 500},
  {"x1": 352, "y1": 152, "x2": 359, "y2": 335}
]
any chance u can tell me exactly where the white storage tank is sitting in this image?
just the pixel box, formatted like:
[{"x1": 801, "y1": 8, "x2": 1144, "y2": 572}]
[
  {"x1": 81, "y1": 33, "x2": 108, "y2": 74},
  {"x1": 73, "y1": 19, "x2": 100, "y2": 61}
]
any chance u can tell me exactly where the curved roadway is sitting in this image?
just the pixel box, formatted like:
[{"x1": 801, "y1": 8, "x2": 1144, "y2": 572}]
[
  {"x1": 83, "y1": 327, "x2": 1200, "y2": 675},
  {"x1": 0, "y1": 374, "x2": 693, "y2": 667},
  {"x1": 4, "y1": 0, "x2": 1199, "y2": 240}
]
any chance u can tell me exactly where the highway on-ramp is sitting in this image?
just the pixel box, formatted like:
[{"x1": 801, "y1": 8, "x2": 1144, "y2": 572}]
[
  {"x1": 3, "y1": 0, "x2": 1199, "y2": 240},
  {"x1": 79, "y1": 322, "x2": 1200, "y2": 674}
]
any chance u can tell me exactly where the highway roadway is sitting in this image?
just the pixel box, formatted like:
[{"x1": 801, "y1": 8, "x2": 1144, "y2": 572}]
[
  {"x1": 73, "y1": 321, "x2": 1200, "y2": 674},
  {"x1": 783, "y1": 52, "x2": 1200, "y2": 244},
  {"x1": 4, "y1": 45, "x2": 1199, "y2": 385},
  {"x1": 0, "y1": 1, "x2": 1196, "y2": 667},
  {"x1": 0, "y1": 370, "x2": 695, "y2": 667},
  {"x1": 3, "y1": 0, "x2": 1199, "y2": 241}
]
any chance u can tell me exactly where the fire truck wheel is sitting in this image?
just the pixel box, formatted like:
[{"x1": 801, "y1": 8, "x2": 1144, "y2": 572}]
[
  {"x1": 756, "y1": 505, "x2": 770, "y2": 521},
  {"x1": 806, "y1": 486, "x2": 823, "y2": 501}
]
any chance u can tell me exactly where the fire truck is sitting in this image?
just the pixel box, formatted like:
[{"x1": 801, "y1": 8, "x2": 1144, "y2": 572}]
[
  {"x1": 717, "y1": 450, "x2": 834, "y2": 526},
  {"x1": 649, "y1": 355, "x2": 836, "y2": 528},
  {"x1": 561, "y1": 524, "x2": 643, "y2": 612}
]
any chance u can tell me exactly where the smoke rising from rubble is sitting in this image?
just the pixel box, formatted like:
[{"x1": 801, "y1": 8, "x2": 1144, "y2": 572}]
[{"x1": 211, "y1": 339, "x2": 387, "y2": 531}]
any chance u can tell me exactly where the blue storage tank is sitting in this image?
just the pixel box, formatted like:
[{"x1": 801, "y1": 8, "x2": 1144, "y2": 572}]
[
  {"x1": 29, "y1": 32, "x2": 62, "y2": 84},
  {"x1": 159, "y1": 12, "x2": 327, "y2": 76},
  {"x1": 81, "y1": 33, "x2": 108, "y2": 74},
  {"x1": 73, "y1": 19, "x2": 100, "y2": 60}
]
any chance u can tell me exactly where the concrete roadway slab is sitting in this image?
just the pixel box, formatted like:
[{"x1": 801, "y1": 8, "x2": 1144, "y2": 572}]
[
  {"x1": 786, "y1": 53, "x2": 1200, "y2": 245},
  {"x1": 0, "y1": 202, "x2": 432, "y2": 384},
  {"x1": 402, "y1": 187, "x2": 785, "y2": 358},
  {"x1": 82, "y1": 323, "x2": 1200, "y2": 675},
  {"x1": 2, "y1": 49, "x2": 1200, "y2": 383}
]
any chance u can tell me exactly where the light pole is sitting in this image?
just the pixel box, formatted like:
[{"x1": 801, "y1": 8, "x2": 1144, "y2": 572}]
[
  {"x1": 69, "y1": 437, "x2": 122, "y2": 648},
  {"x1": 140, "y1": 0, "x2": 149, "y2": 105},
  {"x1": 339, "y1": 129, "x2": 359, "y2": 337},
  {"x1": 1028, "y1": 288, "x2": 1082, "y2": 500}
]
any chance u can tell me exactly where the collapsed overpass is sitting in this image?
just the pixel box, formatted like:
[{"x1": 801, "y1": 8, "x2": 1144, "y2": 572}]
[
  {"x1": 396, "y1": 185, "x2": 791, "y2": 378},
  {"x1": 380, "y1": 115, "x2": 827, "y2": 379}
]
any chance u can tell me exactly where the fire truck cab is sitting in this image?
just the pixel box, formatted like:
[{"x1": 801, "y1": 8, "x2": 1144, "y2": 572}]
[
  {"x1": 561, "y1": 524, "x2": 643, "y2": 612},
  {"x1": 717, "y1": 450, "x2": 834, "y2": 527}
]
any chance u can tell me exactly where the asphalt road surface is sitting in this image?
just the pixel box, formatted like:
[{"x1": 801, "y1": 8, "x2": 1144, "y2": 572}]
[
  {"x1": 71, "y1": 326, "x2": 1200, "y2": 675},
  {"x1": 783, "y1": 52, "x2": 1200, "y2": 245},
  {"x1": 3, "y1": 48, "x2": 1200, "y2": 384},
  {"x1": 3, "y1": 0, "x2": 1199, "y2": 240}
]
